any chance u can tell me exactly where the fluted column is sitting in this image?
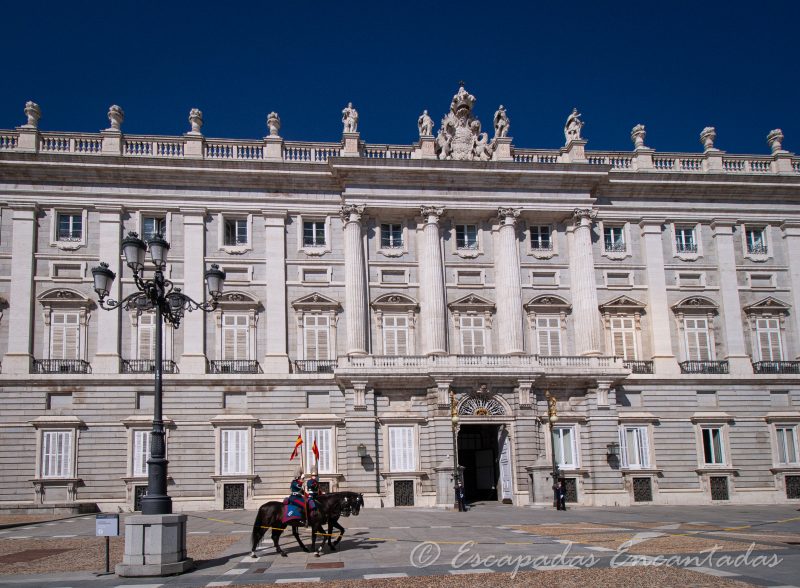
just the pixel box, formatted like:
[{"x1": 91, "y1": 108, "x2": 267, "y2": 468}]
[
  {"x1": 494, "y1": 207, "x2": 525, "y2": 354},
  {"x1": 418, "y1": 206, "x2": 447, "y2": 355},
  {"x1": 568, "y1": 208, "x2": 602, "y2": 355},
  {"x1": 341, "y1": 204, "x2": 368, "y2": 356},
  {"x1": 3, "y1": 204, "x2": 37, "y2": 373}
]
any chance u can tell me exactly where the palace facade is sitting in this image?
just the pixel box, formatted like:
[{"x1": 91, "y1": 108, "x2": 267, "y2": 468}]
[{"x1": 1, "y1": 87, "x2": 799, "y2": 512}]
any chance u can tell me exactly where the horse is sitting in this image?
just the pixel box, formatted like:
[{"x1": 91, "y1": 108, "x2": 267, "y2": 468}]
[
  {"x1": 250, "y1": 499, "x2": 328, "y2": 558},
  {"x1": 313, "y1": 491, "x2": 364, "y2": 550}
]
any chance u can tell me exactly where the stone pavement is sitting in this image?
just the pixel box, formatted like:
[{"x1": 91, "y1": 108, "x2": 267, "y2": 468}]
[{"x1": 0, "y1": 504, "x2": 798, "y2": 587}]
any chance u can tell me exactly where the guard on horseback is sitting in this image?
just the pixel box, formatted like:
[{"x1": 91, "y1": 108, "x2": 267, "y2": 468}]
[{"x1": 282, "y1": 473, "x2": 309, "y2": 526}]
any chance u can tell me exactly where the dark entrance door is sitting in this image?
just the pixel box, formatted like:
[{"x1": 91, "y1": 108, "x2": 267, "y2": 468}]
[{"x1": 457, "y1": 424, "x2": 500, "y2": 502}]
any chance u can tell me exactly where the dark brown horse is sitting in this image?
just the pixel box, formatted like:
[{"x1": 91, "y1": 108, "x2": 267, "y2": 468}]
[{"x1": 315, "y1": 491, "x2": 364, "y2": 550}]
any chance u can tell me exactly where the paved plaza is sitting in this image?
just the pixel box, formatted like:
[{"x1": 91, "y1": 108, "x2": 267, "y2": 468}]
[{"x1": 1, "y1": 504, "x2": 799, "y2": 587}]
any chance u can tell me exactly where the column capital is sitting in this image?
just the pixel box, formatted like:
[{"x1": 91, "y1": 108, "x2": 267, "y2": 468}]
[
  {"x1": 262, "y1": 210, "x2": 287, "y2": 224},
  {"x1": 710, "y1": 219, "x2": 736, "y2": 235},
  {"x1": 420, "y1": 205, "x2": 444, "y2": 223},
  {"x1": 340, "y1": 203, "x2": 366, "y2": 224},
  {"x1": 497, "y1": 207, "x2": 520, "y2": 225},
  {"x1": 780, "y1": 221, "x2": 800, "y2": 237},
  {"x1": 573, "y1": 208, "x2": 597, "y2": 224},
  {"x1": 639, "y1": 218, "x2": 666, "y2": 232}
]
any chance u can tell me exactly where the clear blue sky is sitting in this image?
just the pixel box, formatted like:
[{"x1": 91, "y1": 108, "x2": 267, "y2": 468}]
[{"x1": 1, "y1": 1, "x2": 796, "y2": 154}]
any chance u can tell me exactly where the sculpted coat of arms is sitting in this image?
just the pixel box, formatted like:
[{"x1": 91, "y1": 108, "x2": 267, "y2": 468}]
[{"x1": 432, "y1": 84, "x2": 508, "y2": 161}]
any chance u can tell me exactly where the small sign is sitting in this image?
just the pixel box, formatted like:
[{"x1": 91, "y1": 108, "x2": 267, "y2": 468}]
[{"x1": 95, "y1": 514, "x2": 119, "y2": 537}]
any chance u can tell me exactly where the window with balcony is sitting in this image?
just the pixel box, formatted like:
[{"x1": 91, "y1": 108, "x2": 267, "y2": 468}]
[
  {"x1": 603, "y1": 226, "x2": 625, "y2": 252},
  {"x1": 304, "y1": 315, "x2": 330, "y2": 360},
  {"x1": 455, "y1": 224, "x2": 478, "y2": 250},
  {"x1": 388, "y1": 426, "x2": 416, "y2": 472},
  {"x1": 675, "y1": 226, "x2": 698, "y2": 253},
  {"x1": 610, "y1": 317, "x2": 638, "y2": 360},
  {"x1": 222, "y1": 314, "x2": 250, "y2": 361},
  {"x1": 293, "y1": 292, "x2": 340, "y2": 372},
  {"x1": 50, "y1": 209, "x2": 88, "y2": 250},
  {"x1": 619, "y1": 426, "x2": 650, "y2": 469},
  {"x1": 701, "y1": 427, "x2": 726, "y2": 465},
  {"x1": 776, "y1": 426, "x2": 799, "y2": 465},
  {"x1": 553, "y1": 426, "x2": 578, "y2": 469},
  {"x1": 304, "y1": 221, "x2": 326, "y2": 247},
  {"x1": 211, "y1": 292, "x2": 260, "y2": 373},
  {"x1": 372, "y1": 293, "x2": 417, "y2": 357},
  {"x1": 459, "y1": 315, "x2": 486, "y2": 355},
  {"x1": 755, "y1": 317, "x2": 783, "y2": 362},
  {"x1": 525, "y1": 295, "x2": 570, "y2": 356},
  {"x1": 224, "y1": 219, "x2": 248, "y2": 247},
  {"x1": 684, "y1": 317, "x2": 712, "y2": 360},
  {"x1": 530, "y1": 225, "x2": 552, "y2": 250},
  {"x1": 58, "y1": 213, "x2": 82, "y2": 241},
  {"x1": 50, "y1": 312, "x2": 80, "y2": 361},
  {"x1": 380, "y1": 223, "x2": 403, "y2": 249},
  {"x1": 745, "y1": 227, "x2": 768, "y2": 255},
  {"x1": 383, "y1": 315, "x2": 409, "y2": 356},
  {"x1": 535, "y1": 316, "x2": 562, "y2": 356}
]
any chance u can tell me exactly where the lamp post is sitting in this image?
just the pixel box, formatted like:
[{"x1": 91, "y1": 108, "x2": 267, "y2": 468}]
[
  {"x1": 449, "y1": 389, "x2": 461, "y2": 511},
  {"x1": 545, "y1": 390, "x2": 560, "y2": 510},
  {"x1": 92, "y1": 232, "x2": 225, "y2": 515}
]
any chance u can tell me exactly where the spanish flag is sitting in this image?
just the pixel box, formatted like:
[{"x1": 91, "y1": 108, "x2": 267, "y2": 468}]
[
  {"x1": 289, "y1": 434, "x2": 303, "y2": 461},
  {"x1": 312, "y1": 438, "x2": 320, "y2": 461}
]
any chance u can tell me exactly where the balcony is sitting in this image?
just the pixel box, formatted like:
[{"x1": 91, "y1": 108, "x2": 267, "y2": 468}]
[
  {"x1": 623, "y1": 360, "x2": 654, "y2": 374},
  {"x1": 747, "y1": 243, "x2": 768, "y2": 255},
  {"x1": 33, "y1": 359, "x2": 91, "y2": 374},
  {"x1": 122, "y1": 359, "x2": 179, "y2": 374},
  {"x1": 679, "y1": 360, "x2": 729, "y2": 374},
  {"x1": 293, "y1": 360, "x2": 336, "y2": 374},
  {"x1": 208, "y1": 360, "x2": 261, "y2": 374},
  {"x1": 675, "y1": 242, "x2": 698, "y2": 253},
  {"x1": 752, "y1": 361, "x2": 800, "y2": 374}
]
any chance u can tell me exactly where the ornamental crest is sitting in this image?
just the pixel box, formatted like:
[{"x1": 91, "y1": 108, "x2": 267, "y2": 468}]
[
  {"x1": 436, "y1": 84, "x2": 493, "y2": 161},
  {"x1": 457, "y1": 384, "x2": 506, "y2": 416}
]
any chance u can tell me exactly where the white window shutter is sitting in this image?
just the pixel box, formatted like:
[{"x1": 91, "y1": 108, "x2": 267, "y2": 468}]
[
  {"x1": 133, "y1": 430, "x2": 150, "y2": 476},
  {"x1": 639, "y1": 427, "x2": 650, "y2": 468},
  {"x1": 618, "y1": 427, "x2": 629, "y2": 468},
  {"x1": 138, "y1": 314, "x2": 155, "y2": 360}
]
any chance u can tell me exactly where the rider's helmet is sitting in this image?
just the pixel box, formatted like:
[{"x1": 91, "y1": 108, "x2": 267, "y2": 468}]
[
  {"x1": 306, "y1": 476, "x2": 319, "y2": 493},
  {"x1": 290, "y1": 478, "x2": 303, "y2": 494}
]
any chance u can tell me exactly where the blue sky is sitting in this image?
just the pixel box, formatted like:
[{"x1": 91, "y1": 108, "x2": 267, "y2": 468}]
[{"x1": 1, "y1": 1, "x2": 796, "y2": 154}]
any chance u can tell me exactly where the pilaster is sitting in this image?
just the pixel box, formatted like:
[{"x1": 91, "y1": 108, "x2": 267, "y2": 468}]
[
  {"x1": 491, "y1": 136, "x2": 513, "y2": 162},
  {"x1": 494, "y1": 207, "x2": 525, "y2": 354},
  {"x1": 342, "y1": 204, "x2": 368, "y2": 356},
  {"x1": 263, "y1": 212, "x2": 289, "y2": 373},
  {"x1": 3, "y1": 204, "x2": 37, "y2": 373},
  {"x1": 414, "y1": 135, "x2": 437, "y2": 160},
  {"x1": 781, "y1": 222, "x2": 800, "y2": 358},
  {"x1": 92, "y1": 206, "x2": 124, "y2": 373},
  {"x1": 560, "y1": 139, "x2": 587, "y2": 163},
  {"x1": 418, "y1": 206, "x2": 447, "y2": 355},
  {"x1": 341, "y1": 132, "x2": 360, "y2": 157},
  {"x1": 179, "y1": 208, "x2": 208, "y2": 374},
  {"x1": 568, "y1": 208, "x2": 602, "y2": 355}
]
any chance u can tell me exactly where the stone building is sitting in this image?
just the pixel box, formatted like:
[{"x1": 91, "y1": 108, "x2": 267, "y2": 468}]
[{"x1": 0, "y1": 87, "x2": 799, "y2": 512}]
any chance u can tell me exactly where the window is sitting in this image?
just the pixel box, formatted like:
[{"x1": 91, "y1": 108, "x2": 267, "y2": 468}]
[
  {"x1": 604, "y1": 226, "x2": 625, "y2": 252},
  {"x1": 460, "y1": 315, "x2": 485, "y2": 355},
  {"x1": 57, "y1": 213, "x2": 82, "y2": 241},
  {"x1": 221, "y1": 429, "x2": 248, "y2": 475},
  {"x1": 755, "y1": 317, "x2": 783, "y2": 361},
  {"x1": 553, "y1": 426, "x2": 577, "y2": 468},
  {"x1": 701, "y1": 427, "x2": 725, "y2": 465},
  {"x1": 746, "y1": 227, "x2": 767, "y2": 255},
  {"x1": 610, "y1": 317, "x2": 637, "y2": 360},
  {"x1": 137, "y1": 313, "x2": 156, "y2": 360},
  {"x1": 530, "y1": 225, "x2": 552, "y2": 250},
  {"x1": 305, "y1": 428, "x2": 332, "y2": 473},
  {"x1": 303, "y1": 315, "x2": 330, "y2": 360},
  {"x1": 536, "y1": 316, "x2": 562, "y2": 356},
  {"x1": 383, "y1": 315, "x2": 409, "y2": 356},
  {"x1": 776, "y1": 426, "x2": 799, "y2": 465},
  {"x1": 619, "y1": 426, "x2": 650, "y2": 468},
  {"x1": 142, "y1": 216, "x2": 166, "y2": 242},
  {"x1": 675, "y1": 227, "x2": 697, "y2": 253},
  {"x1": 380, "y1": 224, "x2": 403, "y2": 249},
  {"x1": 41, "y1": 430, "x2": 72, "y2": 478},
  {"x1": 684, "y1": 317, "x2": 712, "y2": 360},
  {"x1": 50, "y1": 312, "x2": 80, "y2": 360},
  {"x1": 303, "y1": 221, "x2": 326, "y2": 247},
  {"x1": 133, "y1": 430, "x2": 150, "y2": 477},
  {"x1": 389, "y1": 426, "x2": 416, "y2": 472},
  {"x1": 455, "y1": 224, "x2": 478, "y2": 250},
  {"x1": 224, "y1": 219, "x2": 248, "y2": 246},
  {"x1": 222, "y1": 314, "x2": 249, "y2": 360}
]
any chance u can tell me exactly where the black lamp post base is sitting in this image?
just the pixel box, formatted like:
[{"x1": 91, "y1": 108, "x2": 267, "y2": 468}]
[{"x1": 141, "y1": 495, "x2": 172, "y2": 516}]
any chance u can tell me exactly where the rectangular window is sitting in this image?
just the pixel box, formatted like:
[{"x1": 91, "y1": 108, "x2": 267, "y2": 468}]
[
  {"x1": 380, "y1": 223, "x2": 403, "y2": 249},
  {"x1": 221, "y1": 429, "x2": 248, "y2": 475},
  {"x1": 383, "y1": 315, "x2": 409, "y2": 356},
  {"x1": 142, "y1": 216, "x2": 166, "y2": 242},
  {"x1": 133, "y1": 430, "x2": 150, "y2": 477},
  {"x1": 746, "y1": 227, "x2": 767, "y2": 254},
  {"x1": 388, "y1": 426, "x2": 415, "y2": 472},
  {"x1": 530, "y1": 225, "x2": 552, "y2": 250},
  {"x1": 305, "y1": 428, "x2": 332, "y2": 474},
  {"x1": 57, "y1": 213, "x2": 82, "y2": 241},
  {"x1": 776, "y1": 426, "x2": 798, "y2": 464},
  {"x1": 303, "y1": 221, "x2": 326, "y2": 247},
  {"x1": 224, "y1": 219, "x2": 248, "y2": 246},
  {"x1": 222, "y1": 314, "x2": 249, "y2": 360},
  {"x1": 536, "y1": 316, "x2": 562, "y2": 356},
  {"x1": 603, "y1": 226, "x2": 625, "y2": 252},
  {"x1": 675, "y1": 227, "x2": 697, "y2": 253},
  {"x1": 619, "y1": 426, "x2": 650, "y2": 468},
  {"x1": 50, "y1": 312, "x2": 80, "y2": 360},
  {"x1": 137, "y1": 313, "x2": 156, "y2": 360},
  {"x1": 684, "y1": 317, "x2": 712, "y2": 361},
  {"x1": 303, "y1": 315, "x2": 330, "y2": 360},
  {"x1": 553, "y1": 426, "x2": 577, "y2": 468},
  {"x1": 41, "y1": 430, "x2": 72, "y2": 478},
  {"x1": 610, "y1": 317, "x2": 637, "y2": 360},
  {"x1": 755, "y1": 317, "x2": 783, "y2": 362},
  {"x1": 702, "y1": 427, "x2": 725, "y2": 465},
  {"x1": 460, "y1": 315, "x2": 485, "y2": 355},
  {"x1": 455, "y1": 225, "x2": 478, "y2": 250}
]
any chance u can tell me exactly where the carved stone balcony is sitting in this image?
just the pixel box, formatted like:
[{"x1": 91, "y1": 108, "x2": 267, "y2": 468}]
[
  {"x1": 752, "y1": 361, "x2": 800, "y2": 374},
  {"x1": 122, "y1": 359, "x2": 178, "y2": 374},
  {"x1": 679, "y1": 360, "x2": 729, "y2": 374},
  {"x1": 293, "y1": 360, "x2": 336, "y2": 374},
  {"x1": 623, "y1": 360, "x2": 654, "y2": 374},
  {"x1": 208, "y1": 360, "x2": 261, "y2": 374},
  {"x1": 33, "y1": 359, "x2": 91, "y2": 374}
]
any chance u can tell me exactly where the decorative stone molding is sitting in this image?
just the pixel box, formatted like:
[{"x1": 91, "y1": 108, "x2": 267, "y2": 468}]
[
  {"x1": 518, "y1": 380, "x2": 533, "y2": 409},
  {"x1": 435, "y1": 380, "x2": 452, "y2": 408},
  {"x1": 767, "y1": 129, "x2": 784, "y2": 154},
  {"x1": 573, "y1": 208, "x2": 597, "y2": 223},
  {"x1": 351, "y1": 381, "x2": 368, "y2": 411},
  {"x1": 371, "y1": 293, "x2": 418, "y2": 355},
  {"x1": 497, "y1": 207, "x2": 520, "y2": 226},
  {"x1": 420, "y1": 205, "x2": 444, "y2": 223},
  {"x1": 740, "y1": 223, "x2": 772, "y2": 262},
  {"x1": 340, "y1": 204, "x2": 366, "y2": 224},
  {"x1": 670, "y1": 222, "x2": 703, "y2": 261},
  {"x1": 49, "y1": 208, "x2": 88, "y2": 251},
  {"x1": 434, "y1": 84, "x2": 497, "y2": 161}
]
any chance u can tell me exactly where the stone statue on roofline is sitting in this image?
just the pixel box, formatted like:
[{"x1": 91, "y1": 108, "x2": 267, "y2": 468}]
[
  {"x1": 342, "y1": 102, "x2": 359, "y2": 133},
  {"x1": 564, "y1": 108, "x2": 583, "y2": 144},
  {"x1": 23, "y1": 101, "x2": 41, "y2": 128},
  {"x1": 418, "y1": 110, "x2": 434, "y2": 137},
  {"x1": 267, "y1": 112, "x2": 281, "y2": 137},
  {"x1": 188, "y1": 108, "x2": 203, "y2": 135},
  {"x1": 493, "y1": 105, "x2": 510, "y2": 139}
]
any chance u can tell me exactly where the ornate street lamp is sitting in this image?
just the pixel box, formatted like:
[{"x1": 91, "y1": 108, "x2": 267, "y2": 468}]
[
  {"x1": 450, "y1": 389, "x2": 461, "y2": 511},
  {"x1": 92, "y1": 232, "x2": 225, "y2": 515},
  {"x1": 545, "y1": 390, "x2": 560, "y2": 511}
]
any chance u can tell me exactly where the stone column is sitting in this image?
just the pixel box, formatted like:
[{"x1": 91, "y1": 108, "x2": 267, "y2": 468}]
[
  {"x1": 711, "y1": 220, "x2": 751, "y2": 374},
  {"x1": 263, "y1": 212, "x2": 289, "y2": 373},
  {"x1": 418, "y1": 206, "x2": 447, "y2": 355},
  {"x1": 179, "y1": 209, "x2": 208, "y2": 374},
  {"x1": 3, "y1": 204, "x2": 37, "y2": 373},
  {"x1": 494, "y1": 207, "x2": 525, "y2": 354},
  {"x1": 782, "y1": 222, "x2": 800, "y2": 359},
  {"x1": 640, "y1": 219, "x2": 680, "y2": 374},
  {"x1": 568, "y1": 208, "x2": 602, "y2": 355},
  {"x1": 341, "y1": 204, "x2": 368, "y2": 356},
  {"x1": 93, "y1": 206, "x2": 124, "y2": 373}
]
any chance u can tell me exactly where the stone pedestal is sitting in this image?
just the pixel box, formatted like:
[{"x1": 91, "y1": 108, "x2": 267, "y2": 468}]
[
  {"x1": 561, "y1": 139, "x2": 587, "y2": 163},
  {"x1": 414, "y1": 135, "x2": 436, "y2": 159},
  {"x1": 492, "y1": 136, "x2": 513, "y2": 162},
  {"x1": 16, "y1": 126, "x2": 39, "y2": 152},
  {"x1": 101, "y1": 130, "x2": 123, "y2": 155},
  {"x1": 633, "y1": 147, "x2": 654, "y2": 170},
  {"x1": 341, "y1": 132, "x2": 360, "y2": 157},
  {"x1": 774, "y1": 151, "x2": 795, "y2": 174},
  {"x1": 184, "y1": 134, "x2": 204, "y2": 159},
  {"x1": 434, "y1": 463, "x2": 464, "y2": 507},
  {"x1": 526, "y1": 462, "x2": 554, "y2": 506},
  {"x1": 703, "y1": 149, "x2": 724, "y2": 172},
  {"x1": 265, "y1": 135, "x2": 283, "y2": 161},
  {"x1": 116, "y1": 514, "x2": 193, "y2": 577}
]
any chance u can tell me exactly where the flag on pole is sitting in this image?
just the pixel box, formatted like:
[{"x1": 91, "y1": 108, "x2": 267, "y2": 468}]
[
  {"x1": 289, "y1": 434, "x2": 303, "y2": 460},
  {"x1": 312, "y1": 438, "x2": 320, "y2": 461}
]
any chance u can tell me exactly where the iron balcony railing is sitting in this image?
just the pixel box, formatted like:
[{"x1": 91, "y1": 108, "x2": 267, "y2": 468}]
[
  {"x1": 675, "y1": 242, "x2": 698, "y2": 253},
  {"x1": 208, "y1": 360, "x2": 261, "y2": 374},
  {"x1": 679, "y1": 360, "x2": 729, "y2": 374},
  {"x1": 33, "y1": 359, "x2": 91, "y2": 374},
  {"x1": 623, "y1": 360, "x2": 654, "y2": 374},
  {"x1": 293, "y1": 360, "x2": 337, "y2": 374},
  {"x1": 122, "y1": 359, "x2": 178, "y2": 374},
  {"x1": 747, "y1": 243, "x2": 768, "y2": 255},
  {"x1": 752, "y1": 361, "x2": 800, "y2": 374},
  {"x1": 604, "y1": 242, "x2": 627, "y2": 252}
]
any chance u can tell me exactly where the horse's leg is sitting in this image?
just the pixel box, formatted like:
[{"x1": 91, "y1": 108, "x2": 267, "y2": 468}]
[
  {"x1": 273, "y1": 529, "x2": 287, "y2": 557},
  {"x1": 331, "y1": 519, "x2": 345, "y2": 549},
  {"x1": 313, "y1": 522, "x2": 325, "y2": 557},
  {"x1": 251, "y1": 511, "x2": 267, "y2": 557},
  {"x1": 292, "y1": 524, "x2": 310, "y2": 552}
]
